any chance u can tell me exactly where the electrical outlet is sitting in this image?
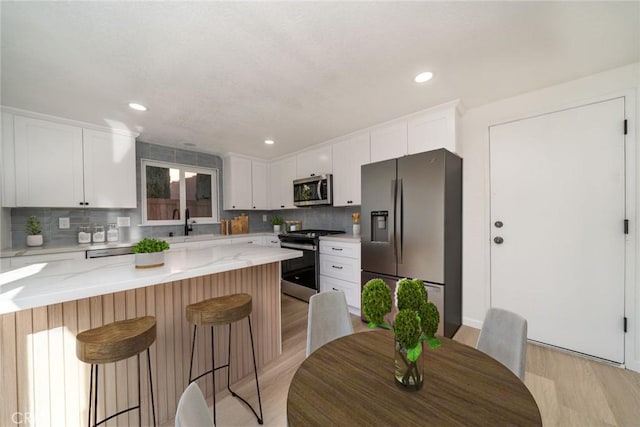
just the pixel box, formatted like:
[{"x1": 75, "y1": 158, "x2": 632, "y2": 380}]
[
  {"x1": 117, "y1": 217, "x2": 131, "y2": 227},
  {"x1": 263, "y1": 215, "x2": 267, "y2": 222},
  {"x1": 58, "y1": 217, "x2": 70, "y2": 229}
]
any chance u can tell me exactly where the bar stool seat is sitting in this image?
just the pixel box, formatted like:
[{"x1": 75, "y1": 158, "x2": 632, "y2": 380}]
[
  {"x1": 186, "y1": 292, "x2": 263, "y2": 425},
  {"x1": 187, "y1": 293, "x2": 252, "y2": 326},
  {"x1": 77, "y1": 316, "x2": 157, "y2": 427}
]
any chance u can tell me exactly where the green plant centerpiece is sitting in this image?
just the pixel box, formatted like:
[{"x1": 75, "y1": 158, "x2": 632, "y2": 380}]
[
  {"x1": 25, "y1": 215, "x2": 44, "y2": 246},
  {"x1": 270, "y1": 215, "x2": 284, "y2": 233},
  {"x1": 132, "y1": 238, "x2": 170, "y2": 269},
  {"x1": 362, "y1": 278, "x2": 441, "y2": 391}
]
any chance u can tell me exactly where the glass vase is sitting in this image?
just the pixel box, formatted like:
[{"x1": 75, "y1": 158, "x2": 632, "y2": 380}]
[{"x1": 394, "y1": 339, "x2": 424, "y2": 391}]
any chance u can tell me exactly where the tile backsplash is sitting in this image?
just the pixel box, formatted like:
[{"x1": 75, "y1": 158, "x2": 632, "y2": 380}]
[{"x1": 10, "y1": 141, "x2": 359, "y2": 248}]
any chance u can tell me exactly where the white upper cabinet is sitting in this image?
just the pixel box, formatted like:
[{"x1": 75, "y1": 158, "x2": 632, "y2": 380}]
[
  {"x1": 332, "y1": 133, "x2": 370, "y2": 206},
  {"x1": 407, "y1": 103, "x2": 458, "y2": 155},
  {"x1": 251, "y1": 160, "x2": 268, "y2": 209},
  {"x1": 10, "y1": 114, "x2": 137, "y2": 208},
  {"x1": 269, "y1": 156, "x2": 296, "y2": 210},
  {"x1": 296, "y1": 145, "x2": 332, "y2": 178},
  {"x1": 83, "y1": 129, "x2": 137, "y2": 208},
  {"x1": 223, "y1": 155, "x2": 252, "y2": 210},
  {"x1": 369, "y1": 121, "x2": 408, "y2": 163},
  {"x1": 223, "y1": 155, "x2": 268, "y2": 210}
]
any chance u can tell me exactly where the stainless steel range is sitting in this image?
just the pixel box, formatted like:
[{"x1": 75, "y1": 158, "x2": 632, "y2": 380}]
[{"x1": 279, "y1": 229, "x2": 345, "y2": 301}]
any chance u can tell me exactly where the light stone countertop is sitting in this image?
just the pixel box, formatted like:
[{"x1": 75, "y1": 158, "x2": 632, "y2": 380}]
[
  {"x1": 0, "y1": 243, "x2": 301, "y2": 315},
  {"x1": 319, "y1": 233, "x2": 361, "y2": 243},
  {"x1": 1, "y1": 232, "x2": 279, "y2": 258}
]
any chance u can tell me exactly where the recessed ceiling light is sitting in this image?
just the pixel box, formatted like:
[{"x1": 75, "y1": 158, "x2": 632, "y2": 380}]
[
  {"x1": 184, "y1": 142, "x2": 196, "y2": 147},
  {"x1": 414, "y1": 72, "x2": 433, "y2": 83},
  {"x1": 264, "y1": 139, "x2": 275, "y2": 145},
  {"x1": 128, "y1": 102, "x2": 148, "y2": 111}
]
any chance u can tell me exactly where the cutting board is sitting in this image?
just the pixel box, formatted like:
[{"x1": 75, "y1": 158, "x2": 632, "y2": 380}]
[{"x1": 231, "y1": 214, "x2": 249, "y2": 234}]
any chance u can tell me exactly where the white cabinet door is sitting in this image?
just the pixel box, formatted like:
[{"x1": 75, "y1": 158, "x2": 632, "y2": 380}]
[
  {"x1": 269, "y1": 156, "x2": 296, "y2": 209},
  {"x1": 14, "y1": 116, "x2": 84, "y2": 207},
  {"x1": 2, "y1": 113, "x2": 16, "y2": 207},
  {"x1": 231, "y1": 236, "x2": 265, "y2": 245},
  {"x1": 319, "y1": 275, "x2": 361, "y2": 311},
  {"x1": 223, "y1": 155, "x2": 252, "y2": 210},
  {"x1": 264, "y1": 235, "x2": 281, "y2": 247},
  {"x1": 83, "y1": 129, "x2": 137, "y2": 208},
  {"x1": 251, "y1": 160, "x2": 268, "y2": 209},
  {"x1": 407, "y1": 109, "x2": 457, "y2": 155},
  {"x1": 296, "y1": 145, "x2": 332, "y2": 178},
  {"x1": 332, "y1": 133, "x2": 370, "y2": 206},
  {"x1": 370, "y1": 121, "x2": 407, "y2": 163}
]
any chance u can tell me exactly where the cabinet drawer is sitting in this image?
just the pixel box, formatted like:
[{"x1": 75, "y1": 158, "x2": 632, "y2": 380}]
[
  {"x1": 319, "y1": 275, "x2": 361, "y2": 310},
  {"x1": 319, "y1": 253, "x2": 360, "y2": 283},
  {"x1": 319, "y1": 240, "x2": 360, "y2": 258}
]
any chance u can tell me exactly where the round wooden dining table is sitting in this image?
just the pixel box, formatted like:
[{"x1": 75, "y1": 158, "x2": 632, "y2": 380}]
[{"x1": 287, "y1": 330, "x2": 542, "y2": 426}]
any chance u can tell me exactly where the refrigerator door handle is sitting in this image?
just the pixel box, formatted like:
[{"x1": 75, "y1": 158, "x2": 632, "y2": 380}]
[
  {"x1": 392, "y1": 178, "x2": 398, "y2": 264},
  {"x1": 398, "y1": 178, "x2": 403, "y2": 264}
]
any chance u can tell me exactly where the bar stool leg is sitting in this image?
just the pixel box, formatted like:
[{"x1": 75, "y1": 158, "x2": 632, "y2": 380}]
[
  {"x1": 137, "y1": 353, "x2": 142, "y2": 427},
  {"x1": 211, "y1": 326, "x2": 217, "y2": 425},
  {"x1": 188, "y1": 325, "x2": 197, "y2": 383},
  {"x1": 247, "y1": 316, "x2": 264, "y2": 424},
  {"x1": 87, "y1": 364, "x2": 94, "y2": 427},
  {"x1": 93, "y1": 364, "x2": 99, "y2": 427},
  {"x1": 147, "y1": 348, "x2": 157, "y2": 427},
  {"x1": 226, "y1": 316, "x2": 264, "y2": 424}
]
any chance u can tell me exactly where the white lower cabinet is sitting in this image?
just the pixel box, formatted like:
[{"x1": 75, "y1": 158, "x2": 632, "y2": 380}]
[
  {"x1": 319, "y1": 240, "x2": 361, "y2": 315},
  {"x1": 231, "y1": 236, "x2": 266, "y2": 245},
  {"x1": 264, "y1": 235, "x2": 281, "y2": 247}
]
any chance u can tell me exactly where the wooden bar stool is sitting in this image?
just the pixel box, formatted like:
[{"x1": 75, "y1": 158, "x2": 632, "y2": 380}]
[
  {"x1": 76, "y1": 316, "x2": 157, "y2": 427},
  {"x1": 187, "y1": 293, "x2": 264, "y2": 425}
]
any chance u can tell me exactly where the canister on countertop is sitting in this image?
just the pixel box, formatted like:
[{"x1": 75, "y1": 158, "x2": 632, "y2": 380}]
[
  {"x1": 106, "y1": 223, "x2": 119, "y2": 242},
  {"x1": 78, "y1": 225, "x2": 91, "y2": 244},
  {"x1": 92, "y1": 225, "x2": 105, "y2": 243}
]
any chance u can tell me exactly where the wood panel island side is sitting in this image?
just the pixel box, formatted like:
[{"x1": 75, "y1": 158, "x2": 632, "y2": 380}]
[{"x1": 0, "y1": 244, "x2": 301, "y2": 426}]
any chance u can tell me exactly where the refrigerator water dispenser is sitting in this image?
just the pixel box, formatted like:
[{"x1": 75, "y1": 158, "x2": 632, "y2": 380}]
[{"x1": 371, "y1": 211, "x2": 388, "y2": 242}]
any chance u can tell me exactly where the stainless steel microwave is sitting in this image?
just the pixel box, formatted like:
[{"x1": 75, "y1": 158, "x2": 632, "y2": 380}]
[{"x1": 293, "y1": 174, "x2": 333, "y2": 207}]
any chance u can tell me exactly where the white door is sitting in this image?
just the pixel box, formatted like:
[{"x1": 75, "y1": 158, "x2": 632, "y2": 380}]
[{"x1": 490, "y1": 97, "x2": 626, "y2": 363}]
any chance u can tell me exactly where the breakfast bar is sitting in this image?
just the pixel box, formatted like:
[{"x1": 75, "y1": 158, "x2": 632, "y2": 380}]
[{"x1": 0, "y1": 244, "x2": 301, "y2": 426}]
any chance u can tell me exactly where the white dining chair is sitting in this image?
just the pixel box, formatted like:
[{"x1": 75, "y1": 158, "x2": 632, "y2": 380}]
[
  {"x1": 306, "y1": 290, "x2": 354, "y2": 357},
  {"x1": 175, "y1": 382, "x2": 214, "y2": 427},
  {"x1": 476, "y1": 307, "x2": 528, "y2": 381}
]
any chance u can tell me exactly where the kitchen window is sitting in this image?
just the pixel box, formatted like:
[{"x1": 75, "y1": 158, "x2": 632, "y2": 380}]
[{"x1": 141, "y1": 159, "x2": 219, "y2": 225}]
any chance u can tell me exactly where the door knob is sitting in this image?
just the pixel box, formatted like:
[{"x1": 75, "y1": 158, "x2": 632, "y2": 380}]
[{"x1": 494, "y1": 236, "x2": 504, "y2": 244}]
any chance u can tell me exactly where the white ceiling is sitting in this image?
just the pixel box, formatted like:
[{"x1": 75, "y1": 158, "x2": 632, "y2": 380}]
[{"x1": 2, "y1": 1, "x2": 639, "y2": 159}]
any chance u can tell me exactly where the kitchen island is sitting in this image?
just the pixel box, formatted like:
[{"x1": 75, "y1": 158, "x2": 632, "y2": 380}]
[{"x1": 0, "y1": 244, "x2": 300, "y2": 426}]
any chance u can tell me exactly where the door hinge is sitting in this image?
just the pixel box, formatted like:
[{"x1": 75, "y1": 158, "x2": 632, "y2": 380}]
[
  {"x1": 624, "y1": 219, "x2": 629, "y2": 234},
  {"x1": 624, "y1": 119, "x2": 628, "y2": 135},
  {"x1": 624, "y1": 317, "x2": 628, "y2": 333}
]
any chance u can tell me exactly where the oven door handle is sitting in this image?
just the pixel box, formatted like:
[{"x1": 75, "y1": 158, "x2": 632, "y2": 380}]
[{"x1": 281, "y1": 242, "x2": 317, "y2": 251}]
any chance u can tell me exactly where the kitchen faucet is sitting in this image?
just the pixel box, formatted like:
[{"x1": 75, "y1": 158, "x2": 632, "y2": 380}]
[{"x1": 185, "y1": 208, "x2": 193, "y2": 236}]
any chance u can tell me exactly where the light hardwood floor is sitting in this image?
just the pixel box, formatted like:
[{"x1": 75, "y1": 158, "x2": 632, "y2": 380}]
[{"x1": 165, "y1": 295, "x2": 640, "y2": 426}]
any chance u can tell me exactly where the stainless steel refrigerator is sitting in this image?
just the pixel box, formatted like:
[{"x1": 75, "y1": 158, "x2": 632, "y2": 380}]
[{"x1": 360, "y1": 148, "x2": 462, "y2": 338}]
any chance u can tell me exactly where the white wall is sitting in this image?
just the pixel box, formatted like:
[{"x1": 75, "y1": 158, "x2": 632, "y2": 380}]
[{"x1": 460, "y1": 62, "x2": 640, "y2": 371}]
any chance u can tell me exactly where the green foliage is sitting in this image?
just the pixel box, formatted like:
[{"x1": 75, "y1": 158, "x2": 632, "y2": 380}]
[
  {"x1": 419, "y1": 301, "x2": 440, "y2": 338},
  {"x1": 361, "y1": 279, "x2": 392, "y2": 325},
  {"x1": 361, "y1": 276, "x2": 442, "y2": 360},
  {"x1": 396, "y1": 278, "x2": 427, "y2": 311},
  {"x1": 270, "y1": 215, "x2": 284, "y2": 225},
  {"x1": 132, "y1": 238, "x2": 170, "y2": 254},
  {"x1": 394, "y1": 309, "x2": 421, "y2": 350},
  {"x1": 26, "y1": 215, "x2": 42, "y2": 235}
]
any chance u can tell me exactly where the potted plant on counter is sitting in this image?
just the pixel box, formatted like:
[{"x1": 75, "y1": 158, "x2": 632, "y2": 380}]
[
  {"x1": 132, "y1": 237, "x2": 170, "y2": 269},
  {"x1": 26, "y1": 215, "x2": 43, "y2": 247},
  {"x1": 270, "y1": 215, "x2": 284, "y2": 233}
]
